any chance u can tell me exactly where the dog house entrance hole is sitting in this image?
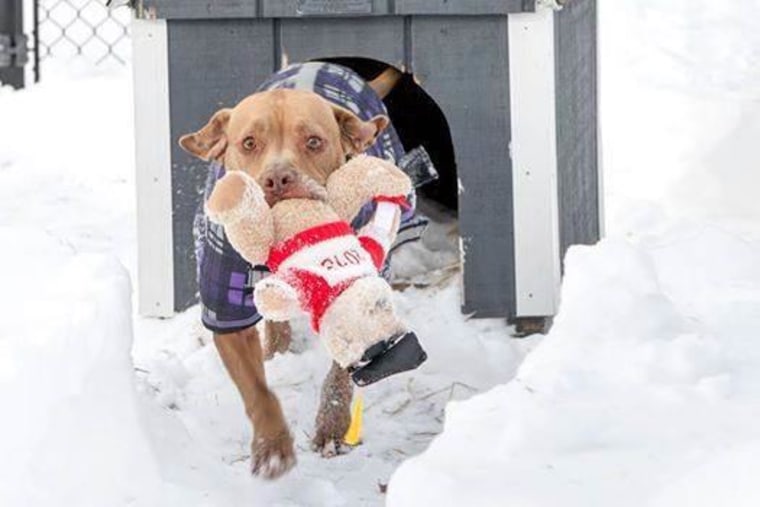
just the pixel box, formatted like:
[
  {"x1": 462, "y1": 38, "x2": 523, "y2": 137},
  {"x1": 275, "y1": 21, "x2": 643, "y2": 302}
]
[{"x1": 314, "y1": 57, "x2": 458, "y2": 213}]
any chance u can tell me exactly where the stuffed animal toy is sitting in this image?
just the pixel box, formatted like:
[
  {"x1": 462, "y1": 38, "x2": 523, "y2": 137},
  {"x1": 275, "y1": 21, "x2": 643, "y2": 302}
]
[{"x1": 205, "y1": 155, "x2": 427, "y2": 386}]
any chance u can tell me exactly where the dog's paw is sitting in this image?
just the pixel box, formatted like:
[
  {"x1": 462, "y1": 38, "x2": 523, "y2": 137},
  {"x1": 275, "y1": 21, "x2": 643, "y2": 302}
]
[
  {"x1": 311, "y1": 361, "x2": 354, "y2": 458},
  {"x1": 251, "y1": 432, "x2": 296, "y2": 479},
  {"x1": 310, "y1": 434, "x2": 350, "y2": 458}
]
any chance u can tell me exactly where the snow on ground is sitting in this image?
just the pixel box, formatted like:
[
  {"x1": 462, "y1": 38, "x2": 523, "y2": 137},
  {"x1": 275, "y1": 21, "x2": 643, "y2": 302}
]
[
  {"x1": 389, "y1": 231, "x2": 760, "y2": 506},
  {"x1": 0, "y1": 63, "x2": 536, "y2": 505},
  {"x1": 3, "y1": 1, "x2": 760, "y2": 505},
  {"x1": 389, "y1": 1, "x2": 760, "y2": 505}
]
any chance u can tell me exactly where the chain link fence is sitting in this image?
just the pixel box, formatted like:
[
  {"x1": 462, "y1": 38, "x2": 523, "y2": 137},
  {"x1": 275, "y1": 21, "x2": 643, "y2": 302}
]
[{"x1": 38, "y1": 0, "x2": 131, "y2": 65}]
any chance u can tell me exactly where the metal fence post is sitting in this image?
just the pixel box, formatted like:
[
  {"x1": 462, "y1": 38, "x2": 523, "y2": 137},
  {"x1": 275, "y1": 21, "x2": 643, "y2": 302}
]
[
  {"x1": 33, "y1": 0, "x2": 40, "y2": 82},
  {"x1": 0, "y1": 0, "x2": 27, "y2": 88}
]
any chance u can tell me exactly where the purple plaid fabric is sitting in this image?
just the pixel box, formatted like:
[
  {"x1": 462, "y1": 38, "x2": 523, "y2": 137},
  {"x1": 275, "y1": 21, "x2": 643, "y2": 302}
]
[
  {"x1": 196, "y1": 62, "x2": 421, "y2": 332},
  {"x1": 195, "y1": 162, "x2": 263, "y2": 332}
]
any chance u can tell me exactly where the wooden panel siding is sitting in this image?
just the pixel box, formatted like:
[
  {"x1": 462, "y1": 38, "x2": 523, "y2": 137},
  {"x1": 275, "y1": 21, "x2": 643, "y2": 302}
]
[
  {"x1": 167, "y1": 19, "x2": 275, "y2": 310},
  {"x1": 279, "y1": 17, "x2": 404, "y2": 67},
  {"x1": 412, "y1": 16, "x2": 515, "y2": 317},
  {"x1": 146, "y1": 0, "x2": 533, "y2": 19},
  {"x1": 554, "y1": 0, "x2": 600, "y2": 261}
]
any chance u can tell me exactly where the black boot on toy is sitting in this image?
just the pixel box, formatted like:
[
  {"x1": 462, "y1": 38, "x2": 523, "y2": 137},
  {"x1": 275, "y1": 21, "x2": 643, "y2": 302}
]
[{"x1": 349, "y1": 331, "x2": 427, "y2": 387}]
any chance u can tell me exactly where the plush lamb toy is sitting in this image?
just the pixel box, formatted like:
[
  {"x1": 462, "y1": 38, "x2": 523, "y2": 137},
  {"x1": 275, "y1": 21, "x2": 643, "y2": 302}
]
[{"x1": 205, "y1": 155, "x2": 427, "y2": 386}]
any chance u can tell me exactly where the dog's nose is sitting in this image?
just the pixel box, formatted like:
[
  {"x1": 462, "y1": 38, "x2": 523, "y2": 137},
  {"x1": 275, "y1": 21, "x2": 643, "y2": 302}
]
[{"x1": 262, "y1": 167, "x2": 297, "y2": 195}]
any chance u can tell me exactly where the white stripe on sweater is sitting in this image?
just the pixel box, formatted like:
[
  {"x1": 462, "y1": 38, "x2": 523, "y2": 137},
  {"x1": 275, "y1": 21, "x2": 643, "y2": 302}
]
[{"x1": 278, "y1": 235, "x2": 376, "y2": 286}]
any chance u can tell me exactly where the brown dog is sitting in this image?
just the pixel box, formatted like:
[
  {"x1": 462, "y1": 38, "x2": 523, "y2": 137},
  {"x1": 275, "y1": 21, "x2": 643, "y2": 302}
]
[{"x1": 179, "y1": 88, "x2": 392, "y2": 478}]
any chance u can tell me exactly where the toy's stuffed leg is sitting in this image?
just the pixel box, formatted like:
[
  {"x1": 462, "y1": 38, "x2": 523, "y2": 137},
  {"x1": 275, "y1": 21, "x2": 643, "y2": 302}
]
[{"x1": 320, "y1": 277, "x2": 427, "y2": 386}]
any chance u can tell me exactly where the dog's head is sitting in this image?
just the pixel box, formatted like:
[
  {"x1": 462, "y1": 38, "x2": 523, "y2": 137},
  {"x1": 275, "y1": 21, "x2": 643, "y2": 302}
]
[{"x1": 179, "y1": 89, "x2": 389, "y2": 206}]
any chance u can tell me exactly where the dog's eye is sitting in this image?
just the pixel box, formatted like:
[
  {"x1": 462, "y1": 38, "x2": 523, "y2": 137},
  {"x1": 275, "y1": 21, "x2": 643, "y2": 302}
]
[
  {"x1": 242, "y1": 137, "x2": 257, "y2": 151},
  {"x1": 306, "y1": 136, "x2": 323, "y2": 151}
]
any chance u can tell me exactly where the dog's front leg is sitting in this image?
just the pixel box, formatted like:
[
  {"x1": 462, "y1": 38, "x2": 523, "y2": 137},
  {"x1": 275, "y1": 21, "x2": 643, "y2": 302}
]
[
  {"x1": 263, "y1": 320, "x2": 292, "y2": 360},
  {"x1": 213, "y1": 327, "x2": 296, "y2": 478},
  {"x1": 312, "y1": 361, "x2": 354, "y2": 457}
]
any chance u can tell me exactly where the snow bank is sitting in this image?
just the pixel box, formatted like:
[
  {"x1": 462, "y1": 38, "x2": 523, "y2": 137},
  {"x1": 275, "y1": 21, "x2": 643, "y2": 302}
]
[
  {"x1": 388, "y1": 231, "x2": 760, "y2": 506},
  {"x1": 0, "y1": 64, "x2": 137, "y2": 272},
  {"x1": 601, "y1": 0, "x2": 760, "y2": 225},
  {"x1": 0, "y1": 232, "x2": 160, "y2": 506},
  {"x1": 388, "y1": 2, "x2": 760, "y2": 500}
]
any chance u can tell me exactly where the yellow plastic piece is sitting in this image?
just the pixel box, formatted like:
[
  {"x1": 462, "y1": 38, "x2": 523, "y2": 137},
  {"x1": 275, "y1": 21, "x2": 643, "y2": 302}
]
[{"x1": 343, "y1": 391, "x2": 364, "y2": 446}]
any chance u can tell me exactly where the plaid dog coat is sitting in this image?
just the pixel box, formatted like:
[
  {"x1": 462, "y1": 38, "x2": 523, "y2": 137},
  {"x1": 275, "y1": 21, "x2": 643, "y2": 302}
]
[{"x1": 195, "y1": 62, "x2": 429, "y2": 332}]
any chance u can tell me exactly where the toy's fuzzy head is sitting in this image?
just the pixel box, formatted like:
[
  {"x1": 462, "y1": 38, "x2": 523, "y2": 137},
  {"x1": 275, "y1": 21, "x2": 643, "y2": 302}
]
[{"x1": 179, "y1": 89, "x2": 389, "y2": 206}]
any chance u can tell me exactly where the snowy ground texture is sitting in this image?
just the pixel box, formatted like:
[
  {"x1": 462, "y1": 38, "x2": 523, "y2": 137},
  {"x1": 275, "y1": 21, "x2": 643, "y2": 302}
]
[
  {"x1": 2, "y1": 0, "x2": 760, "y2": 505},
  {"x1": 390, "y1": 1, "x2": 760, "y2": 505}
]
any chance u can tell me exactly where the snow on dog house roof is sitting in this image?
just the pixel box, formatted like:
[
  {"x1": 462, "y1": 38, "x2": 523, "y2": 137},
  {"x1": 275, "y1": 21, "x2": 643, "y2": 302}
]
[{"x1": 132, "y1": 0, "x2": 601, "y2": 325}]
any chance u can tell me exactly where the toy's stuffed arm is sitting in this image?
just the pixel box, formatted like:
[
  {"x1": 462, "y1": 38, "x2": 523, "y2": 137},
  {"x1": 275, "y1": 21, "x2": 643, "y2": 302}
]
[
  {"x1": 356, "y1": 202, "x2": 401, "y2": 270},
  {"x1": 205, "y1": 171, "x2": 274, "y2": 266},
  {"x1": 327, "y1": 155, "x2": 412, "y2": 222},
  {"x1": 326, "y1": 155, "x2": 412, "y2": 268},
  {"x1": 253, "y1": 276, "x2": 300, "y2": 322}
]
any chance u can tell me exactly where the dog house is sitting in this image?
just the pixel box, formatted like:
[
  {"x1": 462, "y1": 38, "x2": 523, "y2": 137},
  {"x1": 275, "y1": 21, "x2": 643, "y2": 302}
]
[{"x1": 132, "y1": 0, "x2": 601, "y2": 323}]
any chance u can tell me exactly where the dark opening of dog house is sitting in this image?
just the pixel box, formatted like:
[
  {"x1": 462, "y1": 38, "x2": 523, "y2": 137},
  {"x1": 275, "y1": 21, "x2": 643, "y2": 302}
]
[
  {"x1": 315, "y1": 57, "x2": 459, "y2": 211},
  {"x1": 133, "y1": 0, "x2": 601, "y2": 329}
]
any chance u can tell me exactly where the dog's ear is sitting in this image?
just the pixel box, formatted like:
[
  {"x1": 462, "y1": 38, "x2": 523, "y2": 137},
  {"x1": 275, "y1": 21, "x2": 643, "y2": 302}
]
[
  {"x1": 179, "y1": 108, "x2": 232, "y2": 162},
  {"x1": 331, "y1": 104, "x2": 390, "y2": 155}
]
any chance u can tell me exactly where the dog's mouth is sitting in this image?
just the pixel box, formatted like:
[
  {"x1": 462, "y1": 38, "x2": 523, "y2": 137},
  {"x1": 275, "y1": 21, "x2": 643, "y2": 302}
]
[{"x1": 264, "y1": 178, "x2": 328, "y2": 207}]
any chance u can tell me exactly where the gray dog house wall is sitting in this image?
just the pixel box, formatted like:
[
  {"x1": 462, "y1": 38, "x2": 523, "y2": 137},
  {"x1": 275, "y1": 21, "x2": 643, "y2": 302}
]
[{"x1": 132, "y1": 0, "x2": 601, "y2": 321}]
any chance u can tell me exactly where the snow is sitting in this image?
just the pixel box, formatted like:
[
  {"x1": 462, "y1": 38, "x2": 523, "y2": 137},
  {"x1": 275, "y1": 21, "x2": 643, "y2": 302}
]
[
  {"x1": 388, "y1": 1, "x2": 760, "y2": 505},
  {"x1": 2, "y1": 1, "x2": 760, "y2": 504},
  {"x1": 389, "y1": 232, "x2": 760, "y2": 506},
  {"x1": 0, "y1": 252, "x2": 161, "y2": 506}
]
